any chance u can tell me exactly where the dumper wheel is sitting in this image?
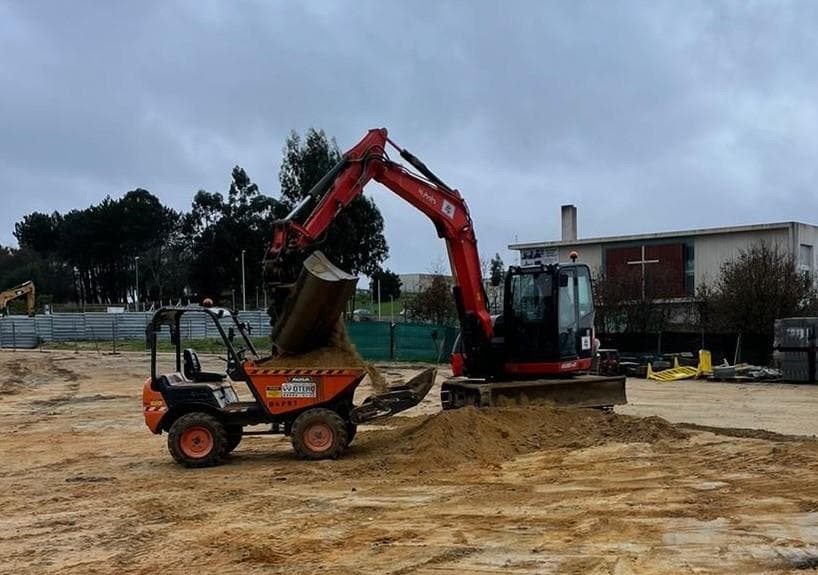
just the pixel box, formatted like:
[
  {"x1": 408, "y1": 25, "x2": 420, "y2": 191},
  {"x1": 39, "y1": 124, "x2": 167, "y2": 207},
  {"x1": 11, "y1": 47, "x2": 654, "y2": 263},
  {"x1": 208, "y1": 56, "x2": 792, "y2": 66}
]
[
  {"x1": 168, "y1": 412, "x2": 228, "y2": 468},
  {"x1": 226, "y1": 425, "x2": 243, "y2": 453},
  {"x1": 291, "y1": 409, "x2": 347, "y2": 460}
]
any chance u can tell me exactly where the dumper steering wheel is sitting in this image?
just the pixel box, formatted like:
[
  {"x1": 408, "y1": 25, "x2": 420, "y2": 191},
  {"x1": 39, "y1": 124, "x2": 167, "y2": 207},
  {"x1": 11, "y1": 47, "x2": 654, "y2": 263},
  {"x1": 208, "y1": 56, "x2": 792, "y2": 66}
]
[
  {"x1": 226, "y1": 346, "x2": 247, "y2": 372},
  {"x1": 219, "y1": 346, "x2": 247, "y2": 372}
]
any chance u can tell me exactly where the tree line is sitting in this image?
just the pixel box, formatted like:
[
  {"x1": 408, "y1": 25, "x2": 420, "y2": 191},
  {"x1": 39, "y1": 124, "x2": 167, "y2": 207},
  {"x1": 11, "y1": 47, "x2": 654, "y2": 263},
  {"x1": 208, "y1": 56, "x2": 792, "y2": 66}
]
[{"x1": 1, "y1": 130, "x2": 391, "y2": 311}]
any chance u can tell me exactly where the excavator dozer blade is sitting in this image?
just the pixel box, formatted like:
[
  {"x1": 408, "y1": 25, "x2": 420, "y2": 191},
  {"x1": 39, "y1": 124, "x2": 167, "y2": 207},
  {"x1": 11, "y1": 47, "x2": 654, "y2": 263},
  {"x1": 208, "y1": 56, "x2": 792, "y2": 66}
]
[
  {"x1": 271, "y1": 251, "x2": 358, "y2": 354},
  {"x1": 440, "y1": 374, "x2": 627, "y2": 410},
  {"x1": 350, "y1": 368, "x2": 436, "y2": 424}
]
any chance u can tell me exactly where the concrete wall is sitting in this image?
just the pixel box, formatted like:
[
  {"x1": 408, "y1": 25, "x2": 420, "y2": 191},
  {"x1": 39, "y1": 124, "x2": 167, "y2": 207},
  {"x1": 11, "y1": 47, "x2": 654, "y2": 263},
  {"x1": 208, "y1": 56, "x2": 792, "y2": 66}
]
[{"x1": 693, "y1": 227, "x2": 791, "y2": 287}]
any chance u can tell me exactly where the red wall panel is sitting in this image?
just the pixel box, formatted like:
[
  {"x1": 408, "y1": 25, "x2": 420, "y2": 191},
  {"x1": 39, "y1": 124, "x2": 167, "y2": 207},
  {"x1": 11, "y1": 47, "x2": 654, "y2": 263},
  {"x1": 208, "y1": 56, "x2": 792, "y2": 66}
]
[{"x1": 605, "y1": 243, "x2": 685, "y2": 298}]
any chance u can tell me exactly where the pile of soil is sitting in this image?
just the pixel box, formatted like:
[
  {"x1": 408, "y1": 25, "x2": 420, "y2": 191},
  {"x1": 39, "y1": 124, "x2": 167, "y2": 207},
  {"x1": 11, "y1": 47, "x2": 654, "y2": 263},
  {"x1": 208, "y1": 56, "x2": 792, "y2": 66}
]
[
  {"x1": 258, "y1": 320, "x2": 387, "y2": 392},
  {"x1": 355, "y1": 405, "x2": 688, "y2": 470}
]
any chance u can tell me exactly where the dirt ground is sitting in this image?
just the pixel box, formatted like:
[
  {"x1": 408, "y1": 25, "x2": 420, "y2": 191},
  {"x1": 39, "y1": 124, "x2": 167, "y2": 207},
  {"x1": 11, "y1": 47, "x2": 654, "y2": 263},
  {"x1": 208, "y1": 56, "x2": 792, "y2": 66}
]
[{"x1": 3, "y1": 350, "x2": 818, "y2": 574}]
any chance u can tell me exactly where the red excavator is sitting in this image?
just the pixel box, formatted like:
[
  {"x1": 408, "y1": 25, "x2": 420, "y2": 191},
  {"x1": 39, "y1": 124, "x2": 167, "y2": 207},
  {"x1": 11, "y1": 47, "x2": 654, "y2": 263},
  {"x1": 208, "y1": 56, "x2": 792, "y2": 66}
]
[{"x1": 267, "y1": 128, "x2": 626, "y2": 410}]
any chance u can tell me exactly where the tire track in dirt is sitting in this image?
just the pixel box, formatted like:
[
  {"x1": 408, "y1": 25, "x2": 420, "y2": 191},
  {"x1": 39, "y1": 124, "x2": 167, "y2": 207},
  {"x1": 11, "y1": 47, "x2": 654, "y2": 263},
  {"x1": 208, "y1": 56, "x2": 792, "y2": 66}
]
[{"x1": 1, "y1": 358, "x2": 28, "y2": 394}]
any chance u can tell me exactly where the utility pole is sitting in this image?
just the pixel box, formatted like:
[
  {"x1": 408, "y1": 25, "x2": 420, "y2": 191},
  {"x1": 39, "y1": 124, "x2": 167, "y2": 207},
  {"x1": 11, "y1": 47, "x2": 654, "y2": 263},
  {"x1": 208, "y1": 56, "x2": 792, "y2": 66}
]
[
  {"x1": 377, "y1": 279, "x2": 382, "y2": 322},
  {"x1": 134, "y1": 256, "x2": 140, "y2": 312},
  {"x1": 241, "y1": 249, "x2": 247, "y2": 311}
]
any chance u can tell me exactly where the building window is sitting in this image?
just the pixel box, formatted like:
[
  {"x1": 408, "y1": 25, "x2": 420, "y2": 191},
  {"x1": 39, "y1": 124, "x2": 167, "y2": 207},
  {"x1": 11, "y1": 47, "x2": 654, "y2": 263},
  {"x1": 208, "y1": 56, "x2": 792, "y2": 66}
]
[
  {"x1": 800, "y1": 244, "x2": 813, "y2": 280},
  {"x1": 576, "y1": 265, "x2": 593, "y2": 319},
  {"x1": 684, "y1": 243, "x2": 695, "y2": 296}
]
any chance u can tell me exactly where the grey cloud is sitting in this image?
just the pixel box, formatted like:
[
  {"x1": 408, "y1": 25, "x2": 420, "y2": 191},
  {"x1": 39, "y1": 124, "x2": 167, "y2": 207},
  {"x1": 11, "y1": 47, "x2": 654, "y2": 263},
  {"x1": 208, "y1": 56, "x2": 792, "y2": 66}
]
[{"x1": 2, "y1": 1, "x2": 818, "y2": 273}]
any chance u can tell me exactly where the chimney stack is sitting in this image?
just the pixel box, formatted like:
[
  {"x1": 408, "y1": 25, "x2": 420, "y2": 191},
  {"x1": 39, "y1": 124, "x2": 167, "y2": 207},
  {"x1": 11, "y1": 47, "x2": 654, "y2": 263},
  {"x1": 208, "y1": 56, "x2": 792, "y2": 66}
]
[{"x1": 561, "y1": 204, "x2": 577, "y2": 242}]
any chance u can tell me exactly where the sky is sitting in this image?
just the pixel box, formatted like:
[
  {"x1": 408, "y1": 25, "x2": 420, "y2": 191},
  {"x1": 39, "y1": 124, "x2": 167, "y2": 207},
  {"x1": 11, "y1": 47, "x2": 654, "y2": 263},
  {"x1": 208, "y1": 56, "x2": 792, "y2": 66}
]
[{"x1": 2, "y1": 1, "x2": 818, "y2": 274}]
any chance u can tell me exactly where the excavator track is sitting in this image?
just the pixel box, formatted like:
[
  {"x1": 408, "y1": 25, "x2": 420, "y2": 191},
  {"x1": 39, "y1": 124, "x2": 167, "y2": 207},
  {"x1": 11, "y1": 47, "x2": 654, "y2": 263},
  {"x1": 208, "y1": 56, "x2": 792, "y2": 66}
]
[{"x1": 440, "y1": 375, "x2": 627, "y2": 410}]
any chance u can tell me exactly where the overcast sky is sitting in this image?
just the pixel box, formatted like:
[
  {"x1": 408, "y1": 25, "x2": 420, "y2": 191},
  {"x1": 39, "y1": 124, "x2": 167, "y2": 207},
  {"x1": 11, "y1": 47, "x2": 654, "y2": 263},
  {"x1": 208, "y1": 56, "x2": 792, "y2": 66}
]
[{"x1": 2, "y1": 1, "x2": 817, "y2": 274}]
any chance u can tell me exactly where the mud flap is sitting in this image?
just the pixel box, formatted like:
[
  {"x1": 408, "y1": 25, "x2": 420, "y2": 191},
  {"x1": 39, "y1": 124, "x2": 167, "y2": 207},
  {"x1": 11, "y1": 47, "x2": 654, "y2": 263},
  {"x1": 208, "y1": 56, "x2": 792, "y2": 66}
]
[
  {"x1": 350, "y1": 368, "x2": 436, "y2": 424},
  {"x1": 440, "y1": 375, "x2": 627, "y2": 410},
  {"x1": 271, "y1": 251, "x2": 358, "y2": 354}
]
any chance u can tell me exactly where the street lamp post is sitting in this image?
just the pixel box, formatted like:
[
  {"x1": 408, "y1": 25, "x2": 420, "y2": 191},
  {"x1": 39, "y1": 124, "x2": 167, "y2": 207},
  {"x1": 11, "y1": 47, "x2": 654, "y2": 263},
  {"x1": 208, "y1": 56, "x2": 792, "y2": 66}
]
[
  {"x1": 241, "y1": 249, "x2": 247, "y2": 312},
  {"x1": 134, "y1": 256, "x2": 140, "y2": 312}
]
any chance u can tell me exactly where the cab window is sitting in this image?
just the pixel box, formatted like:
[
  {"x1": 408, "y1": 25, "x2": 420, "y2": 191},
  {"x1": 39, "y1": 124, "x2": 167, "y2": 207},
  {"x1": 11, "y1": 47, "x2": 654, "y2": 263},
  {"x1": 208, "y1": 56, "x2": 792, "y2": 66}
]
[
  {"x1": 510, "y1": 272, "x2": 552, "y2": 321},
  {"x1": 576, "y1": 266, "x2": 593, "y2": 319}
]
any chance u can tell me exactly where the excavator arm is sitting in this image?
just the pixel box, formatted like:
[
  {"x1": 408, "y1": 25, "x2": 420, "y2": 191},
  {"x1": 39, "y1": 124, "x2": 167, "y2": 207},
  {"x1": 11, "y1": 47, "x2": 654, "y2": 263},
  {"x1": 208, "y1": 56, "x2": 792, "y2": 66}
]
[{"x1": 268, "y1": 128, "x2": 493, "y2": 345}]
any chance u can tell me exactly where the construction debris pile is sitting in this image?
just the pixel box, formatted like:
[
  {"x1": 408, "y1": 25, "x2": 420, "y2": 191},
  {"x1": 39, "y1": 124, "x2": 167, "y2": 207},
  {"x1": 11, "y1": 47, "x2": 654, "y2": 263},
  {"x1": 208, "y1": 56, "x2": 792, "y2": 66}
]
[
  {"x1": 710, "y1": 363, "x2": 781, "y2": 382},
  {"x1": 635, "y1": 349, "x2": 783, "y2": 383}
]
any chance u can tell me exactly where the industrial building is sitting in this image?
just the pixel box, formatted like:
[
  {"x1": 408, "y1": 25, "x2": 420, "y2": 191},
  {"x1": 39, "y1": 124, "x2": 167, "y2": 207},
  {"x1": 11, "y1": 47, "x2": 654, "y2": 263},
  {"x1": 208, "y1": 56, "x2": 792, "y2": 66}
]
[{"x1": 509, "y1": 205, "x2": 818, "y2": 300}]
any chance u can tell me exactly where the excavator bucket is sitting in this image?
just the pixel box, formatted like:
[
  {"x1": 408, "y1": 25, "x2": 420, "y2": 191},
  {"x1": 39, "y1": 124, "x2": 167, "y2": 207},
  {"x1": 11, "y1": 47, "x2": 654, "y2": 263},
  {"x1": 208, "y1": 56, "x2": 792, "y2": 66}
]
[
  {"x1": 441, "y1": 374, "x2": 627, "y2": 410},
  {"x1": 271, "y1": 251, "x2": 358, "y2": 354},
  {"x1": 350, "y1": 368, "x2": 436, "y2": 424}
]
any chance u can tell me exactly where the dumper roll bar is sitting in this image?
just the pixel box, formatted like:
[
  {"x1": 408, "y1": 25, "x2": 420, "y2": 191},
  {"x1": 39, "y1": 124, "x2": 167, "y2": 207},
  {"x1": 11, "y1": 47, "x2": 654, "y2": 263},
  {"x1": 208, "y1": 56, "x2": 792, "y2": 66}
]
[{"x1": 146, "y1": 307, "x2": 259, "y2": 384}]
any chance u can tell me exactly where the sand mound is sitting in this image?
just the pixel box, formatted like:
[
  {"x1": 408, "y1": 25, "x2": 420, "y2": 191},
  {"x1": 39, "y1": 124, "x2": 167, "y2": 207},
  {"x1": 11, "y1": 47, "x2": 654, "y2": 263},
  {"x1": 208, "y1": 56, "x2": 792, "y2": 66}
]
[
  {"x1": 258, "y1": 320, "x2": 387, "y2": 392},
  {"x1": 355, "y1": 405, "x2": 687, "y2": 470}
]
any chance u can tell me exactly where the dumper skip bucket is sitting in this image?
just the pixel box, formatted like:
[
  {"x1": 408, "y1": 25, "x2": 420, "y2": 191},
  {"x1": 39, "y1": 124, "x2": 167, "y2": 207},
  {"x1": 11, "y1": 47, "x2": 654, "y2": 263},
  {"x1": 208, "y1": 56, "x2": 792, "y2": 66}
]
[{"x1": 271, "y1": 251, "x2": 358, "y2": 354}]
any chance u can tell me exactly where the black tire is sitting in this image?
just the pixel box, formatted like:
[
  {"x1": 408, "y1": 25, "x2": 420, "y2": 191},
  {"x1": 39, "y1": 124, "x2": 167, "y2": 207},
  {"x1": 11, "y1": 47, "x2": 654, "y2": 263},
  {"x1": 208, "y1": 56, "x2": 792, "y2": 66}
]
[
  {"x1": 345, "y1": 422, "x2": 358, "y2": 447},
  {"x1": 167, "y1": 412, "x2": 228, "y2": 468},
  {"x1": 291, "y1": 408, "x2": 348, "y2": 460},
  {"x1": 226, "y1": 425, "x2": 243, "y2": 453}
]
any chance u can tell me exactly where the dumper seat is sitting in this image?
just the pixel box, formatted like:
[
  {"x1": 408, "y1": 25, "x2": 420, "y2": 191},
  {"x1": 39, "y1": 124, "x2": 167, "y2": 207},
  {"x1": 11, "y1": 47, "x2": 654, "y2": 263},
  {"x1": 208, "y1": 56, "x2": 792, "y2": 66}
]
[{"x1": 183, "y1": 349, "x2": 225, "y2": 383}]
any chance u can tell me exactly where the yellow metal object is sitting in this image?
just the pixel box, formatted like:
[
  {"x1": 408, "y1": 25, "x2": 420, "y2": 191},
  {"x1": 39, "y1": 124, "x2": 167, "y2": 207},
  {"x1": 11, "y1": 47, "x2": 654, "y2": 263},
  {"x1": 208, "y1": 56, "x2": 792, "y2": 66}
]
[
  {"x1": 647, "y1": 363, "x2": 698, "y2": 382},
  {"x1": 0, "y1": 280, "x2": 35, "y2": 316},
  {"x1": 695, "y1": 349, "x2": 713, "y2": 378},
  {"x1": 647, "y1": 349, "x2": 712, "y2": 382}
]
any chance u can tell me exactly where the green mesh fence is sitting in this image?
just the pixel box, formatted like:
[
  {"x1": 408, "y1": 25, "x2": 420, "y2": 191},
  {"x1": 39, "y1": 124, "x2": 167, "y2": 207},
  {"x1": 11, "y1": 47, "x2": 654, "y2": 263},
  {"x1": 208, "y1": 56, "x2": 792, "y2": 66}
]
[
  {"x1": 345, "y1": 321, "x2": 392, "y2": 361},
  {"x1": 345, "y1": 321, "x2": 457, "y2": 362}
]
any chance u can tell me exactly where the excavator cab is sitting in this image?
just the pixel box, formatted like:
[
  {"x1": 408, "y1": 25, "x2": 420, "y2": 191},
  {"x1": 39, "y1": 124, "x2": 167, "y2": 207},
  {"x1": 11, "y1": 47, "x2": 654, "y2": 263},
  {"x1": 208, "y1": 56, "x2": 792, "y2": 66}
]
[
  {"x1": 502, "y1": 263, "x2": 595, "y2": 368},
  {"x1": 445, "y1": 260, "x2": 625, "y2": 410}
]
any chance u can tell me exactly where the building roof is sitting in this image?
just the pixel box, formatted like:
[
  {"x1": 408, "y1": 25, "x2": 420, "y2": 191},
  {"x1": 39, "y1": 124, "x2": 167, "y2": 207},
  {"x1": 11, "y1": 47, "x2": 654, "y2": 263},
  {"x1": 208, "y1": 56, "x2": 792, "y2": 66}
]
[{"x1": 509, "y1": 221, "x2": 804, "y2": 250}]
